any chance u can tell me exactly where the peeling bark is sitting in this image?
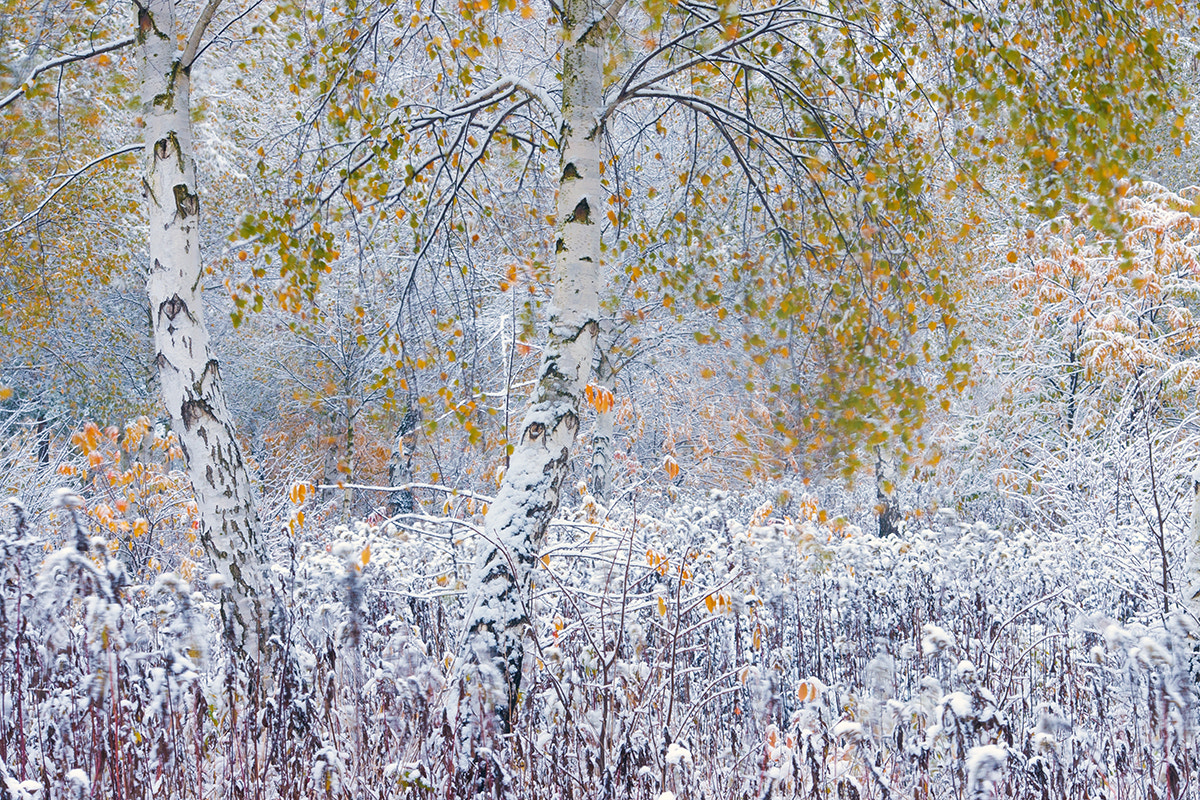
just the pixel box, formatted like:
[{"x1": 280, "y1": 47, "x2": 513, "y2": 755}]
[
  {"x1": 457, "y1": 0, "x2": 606, "y2": 733},
  {"x1": 136, "y1": 0, "x2": 273, "y2": 666}
]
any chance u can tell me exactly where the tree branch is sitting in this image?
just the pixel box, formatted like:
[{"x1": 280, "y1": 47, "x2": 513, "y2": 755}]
[
  {"x1": 0, "y1": 144, "x2": 141, "y2": 236},
  {"x1": 181, "y1": 0, "x2": 224, "y2": 69},
  {"x1": 0, "y1": 37, "x2": 137, "y2": 112}
]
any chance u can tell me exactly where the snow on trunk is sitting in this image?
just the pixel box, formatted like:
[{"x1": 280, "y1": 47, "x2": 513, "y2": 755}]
[
  {"x1": 386, "y1": 408, "x2": 419, "y2": 517},
  {"x1": 136, "y1": 0, "x2": 273, "y2": 665},
  {"x1": 456, "y1": 0, "x2": 606, "y2": 732}
]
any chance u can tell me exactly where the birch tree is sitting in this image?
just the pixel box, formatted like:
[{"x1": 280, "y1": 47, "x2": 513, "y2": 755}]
[
  {"x1": 454, "y1": 0, "x2": 609, "y2": 731},
  {"x1": 241, "y1": 0, "x2": 1194, "y2": 728},
  {"x1": 0, "y1": 0, "x2": 276, "y2": 662},
  {"x1": 135, "y1": 0, "x2": 274, "y2": 662}
]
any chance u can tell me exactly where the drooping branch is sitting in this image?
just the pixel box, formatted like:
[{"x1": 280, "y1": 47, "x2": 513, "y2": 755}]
[
  {"x1": 0, "y1": 144, "x2": 140, "y2": 236},
  {"x1": 0, "y1": 37, "x2": 137, "y2": 112}
]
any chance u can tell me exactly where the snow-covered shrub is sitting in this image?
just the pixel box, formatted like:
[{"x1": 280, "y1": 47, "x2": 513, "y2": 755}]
[{"x1": 2, "y1": 479, "x2": 1199, "y2": 799}]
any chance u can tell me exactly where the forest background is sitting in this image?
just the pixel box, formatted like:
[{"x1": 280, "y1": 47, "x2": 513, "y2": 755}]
[{"x1": 3, "y1": 0, "x2": 1200, "y2": 797}]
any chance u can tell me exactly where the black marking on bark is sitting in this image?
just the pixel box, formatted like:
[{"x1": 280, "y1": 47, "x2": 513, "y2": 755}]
[
  {"x1": 482, "y1": 561, "x2": 514, "y2": 584},
  {"x1": 180, "y1": 397, "x2": 217, "y2": 428},
  {"x1": 565, "y1": 198, "x2": 591, "y2": 225},
  {"x1": 558, "y1": 319, "x2": 599, "y2": 346},
  {"x1": 199, "y1": 359, "x2": 221, "y2": 388},
  {"x1": 174, "y1": 184, "x2": 199, "y2": 219},
  {"x1": 153, "y1": 132, "x2": 185, "y2": 173},
  {"x1": 562, "y1": 162, "x2": 580, "y2": 181},
  {"x1": 135, "y1": 3, "x2": 170, "y2": 42},
  {"x1": 228, "y1": 562, "x2": 245, "y2": 593},
  {"x1": 526, "y1": 422, "x2": 545, "y2": 442},
  {"x1": 160, "y1": 294, "x2": 188, "y2": 322},
  {"x1": 136, "y1": 5, "x2": 152, "y2": 41},
  {"x1": 556, "y1": 238, "x2": 566, "y2": 253}
]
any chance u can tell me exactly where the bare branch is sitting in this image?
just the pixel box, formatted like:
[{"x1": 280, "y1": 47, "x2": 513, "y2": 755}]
[
  {"x1": 0, "y1": 37, "x2": 136, "y2": 112},
  {"x1": 181, "y1": 0, "x2": 224, "y2": 69},
  {"x1": 597, "y1": 0, "x2": 631, "y2": 37}
]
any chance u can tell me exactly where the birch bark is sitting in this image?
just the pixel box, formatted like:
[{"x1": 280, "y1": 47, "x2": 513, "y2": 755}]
[
  {"x1": 457, "y1": 0, "x2": 608, "y2": 730},
  {"x1": 590, "y1": 350, "x2": 616, "y2": 506},
  {"x1": 136, "y1": 0, "x2": 273, "y2": 664}
]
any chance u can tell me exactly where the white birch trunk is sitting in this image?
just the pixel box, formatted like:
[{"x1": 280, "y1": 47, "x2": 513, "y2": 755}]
[
  {"x1": 874, "y1": 445, "x2": 900, "y2": 537},
  {"x1": 386, "y1": 408, "x2": 419, "y2": 517},
  {"x1": 590, "y1": 351, "x2": 615, "y2": 506},
  {"x1": 136, "y1": 0, "x2": 272, "y2": 664},
  {"x1": 457, "y1": 0, "x2": 606, "y2": 732}
]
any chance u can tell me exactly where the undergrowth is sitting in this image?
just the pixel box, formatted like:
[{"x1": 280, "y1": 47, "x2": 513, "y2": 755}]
[{"x1": 1, "y1": 478, "x2": 1198, "y2": 800}]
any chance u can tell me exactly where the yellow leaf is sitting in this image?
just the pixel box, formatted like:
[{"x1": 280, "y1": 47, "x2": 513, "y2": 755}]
[
  {"x1": 657, "y1": 596, "x2": 667, "y2": 616},
  {"x1": 361, "y1": 544, "x2": 371, "y2": 566},
  {"x1": 705, "y1": 594, "x2": 716, "y2": 613},
  {"x1": 664, "y1": 456, "x2": 680, "y2": 479}
]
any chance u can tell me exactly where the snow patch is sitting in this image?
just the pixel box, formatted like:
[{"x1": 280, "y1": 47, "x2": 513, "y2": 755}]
[
  {"x1": 665, "y1": 742, "x2": 692, "y2": 767},
  {"x1": 921, "y1": 623, "x2": 955, "y2": 655},
  {"x1": 966, "y1": 745, "x2": 1006, "y2": 798}
]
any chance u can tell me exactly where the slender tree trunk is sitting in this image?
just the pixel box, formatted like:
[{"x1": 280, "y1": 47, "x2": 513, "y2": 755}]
[
  {"x1": 1186, "y1": 469, "x2": 1200, "y2": 618},
  {"x1": 136, "y1": 0, "x2": 272, "y2": 665},
  {"x1": 874, "y1": 445, "x2": 900, "y2": 538},
  {"x1": 1186, "y1": 467, "x2": 1200, "y2": 680},
  {"x1": 590, "y1": 350, "x2": 615, "y2": 506},
  {"x1": 386, "y1": 407, "x2": 419, "y2": 517},
  {"x1": 457, "y1": 0, "x2": 606, "y2": 733}
]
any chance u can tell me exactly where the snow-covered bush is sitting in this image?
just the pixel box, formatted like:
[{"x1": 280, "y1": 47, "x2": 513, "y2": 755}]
[{"x1": 1, "y1": 482, "x2": 1198, "y2": 799}]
